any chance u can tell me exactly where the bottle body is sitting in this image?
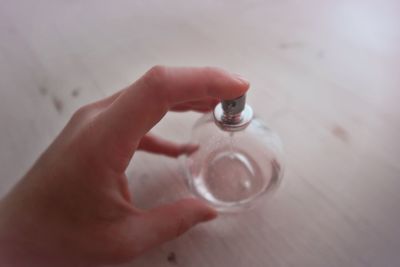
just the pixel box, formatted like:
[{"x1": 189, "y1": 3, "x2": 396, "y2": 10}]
[{"x1": 184, "y1": 113, "x2": 284, "y2": 212}]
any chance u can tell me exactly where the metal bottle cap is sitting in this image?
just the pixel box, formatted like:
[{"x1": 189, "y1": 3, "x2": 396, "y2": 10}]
[
  {"x1": 222, "y1": 94, "x2": 247, "y2": 115},
  {"x1": 214, "y1": 94, "x2": 253, "y2": 131}
]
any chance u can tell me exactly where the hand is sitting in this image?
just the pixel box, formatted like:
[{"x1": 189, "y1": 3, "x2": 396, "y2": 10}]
[{"x1": 0, "y1": 66, "x2": 249, "y2": 266}]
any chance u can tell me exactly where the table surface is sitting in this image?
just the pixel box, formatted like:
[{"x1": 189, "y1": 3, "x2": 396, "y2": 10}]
[{"x1": 1, "y1": 0, "x2": 399, "y2": 266}]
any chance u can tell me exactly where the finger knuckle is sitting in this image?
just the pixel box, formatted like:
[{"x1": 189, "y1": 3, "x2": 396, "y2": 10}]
[
  {"x1": 71, "y1": 105, "x2": 92, "y2": 121},
  {"x1": 140, "y1": 65, "x2": 169, "y2": 104},
  {"x1": 143, "y1": 65, "x2": 167, "y2": 87}
]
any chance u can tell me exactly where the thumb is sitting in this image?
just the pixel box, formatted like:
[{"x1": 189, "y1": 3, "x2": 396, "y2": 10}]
[{"x1": 134, "y1": 198, "x2": 217, "y2": 252}]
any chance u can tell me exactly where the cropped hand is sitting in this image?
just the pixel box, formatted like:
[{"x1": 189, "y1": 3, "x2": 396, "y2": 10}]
[{"x1": 0, "y1": 66, "x2": 249, "y2": 266}]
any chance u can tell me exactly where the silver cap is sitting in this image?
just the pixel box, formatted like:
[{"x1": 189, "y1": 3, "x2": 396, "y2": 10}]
[
  {"x1": 214, "y1": 95, "x2": 253, "y2": 131},
  {"x1": 222, "y1": 95, "x2": 246, "y2": 115}
]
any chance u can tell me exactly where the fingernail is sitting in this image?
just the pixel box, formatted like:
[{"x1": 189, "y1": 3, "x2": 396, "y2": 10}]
[{"x1": 233, "y1": 74, "x2": 250, "y2": 86}]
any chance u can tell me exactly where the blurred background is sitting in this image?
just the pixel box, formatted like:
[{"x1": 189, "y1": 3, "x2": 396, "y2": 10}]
[{"x1": 0, "y1": 0, "x2": 399, "y2": 266}]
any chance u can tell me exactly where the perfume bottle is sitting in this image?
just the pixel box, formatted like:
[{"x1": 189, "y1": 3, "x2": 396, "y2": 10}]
[{"x1": 184, "y1": 95, "x2": 284, "y2": 212}]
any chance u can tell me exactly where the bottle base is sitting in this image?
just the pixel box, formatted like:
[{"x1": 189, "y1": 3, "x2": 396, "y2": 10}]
[{"x1": 187, "y1": 148, "x2": 280, "y2": 212}]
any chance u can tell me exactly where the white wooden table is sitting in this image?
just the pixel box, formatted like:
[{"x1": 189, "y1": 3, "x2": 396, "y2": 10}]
[{"x1": 1, "y1": 0, "x2": 399, "y2": 266}]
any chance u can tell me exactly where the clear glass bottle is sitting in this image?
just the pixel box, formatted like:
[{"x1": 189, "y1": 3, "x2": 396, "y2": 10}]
[{"x1": 184, "y1": 95, "x2": 284, "y2": 212}]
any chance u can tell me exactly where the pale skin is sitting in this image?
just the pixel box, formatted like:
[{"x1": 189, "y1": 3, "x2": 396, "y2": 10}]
[{"x1": 0, "y1": 66, "x2": 249, "y2": 266}]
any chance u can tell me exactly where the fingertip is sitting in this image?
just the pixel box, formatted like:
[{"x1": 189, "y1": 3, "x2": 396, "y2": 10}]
[
  {"x1": 201, "y1": 206, "x2": 218, "y2": 222},
  {"x1": 180, "y1": 143, "x2": 200, "y2": 155},
  {"x1": 177, "y1": 198, "x2": 217, "y2": 223},
  {"x1": 133, "y1": 198, "x2": 217, "y2": 252},
  {"x1": 220, "y1": 70, "x2": 250, "y2": 100}
]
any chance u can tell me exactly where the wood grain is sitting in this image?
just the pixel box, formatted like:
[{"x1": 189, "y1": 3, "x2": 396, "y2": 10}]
[{"x1": 0, "y1": 0, "x2": 399, "y2": 266}]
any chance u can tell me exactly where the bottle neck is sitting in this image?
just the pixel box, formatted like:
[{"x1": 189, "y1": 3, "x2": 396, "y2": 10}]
[{"x1": 222, "y1": 112, "x2": 243, "y2": 125}]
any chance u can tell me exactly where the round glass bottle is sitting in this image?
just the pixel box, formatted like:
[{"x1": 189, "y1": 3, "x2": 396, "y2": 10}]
[{"x1": 184, "y1": 95, "x2": 284, "y2": 212}]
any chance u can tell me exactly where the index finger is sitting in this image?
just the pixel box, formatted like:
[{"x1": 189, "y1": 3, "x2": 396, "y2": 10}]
[{"x1": 97, "y1": 66, "x2": 249, "y2": 168}]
